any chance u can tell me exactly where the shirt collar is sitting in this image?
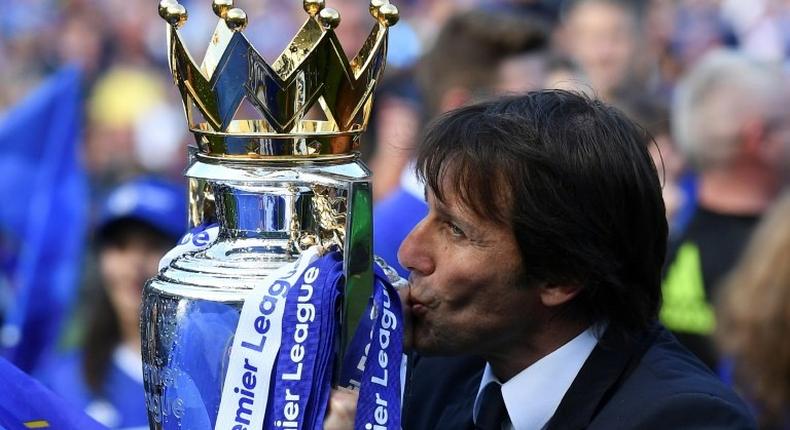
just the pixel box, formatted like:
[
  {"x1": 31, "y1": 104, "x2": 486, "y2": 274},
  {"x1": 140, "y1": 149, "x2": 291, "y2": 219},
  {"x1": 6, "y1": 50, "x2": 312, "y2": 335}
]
[
  {"x1": 473, "y1": 327, "x2": 599, "y2": 430},
  {"x1": 113, "y1": 344, "x2": 144, "y2": 384}
]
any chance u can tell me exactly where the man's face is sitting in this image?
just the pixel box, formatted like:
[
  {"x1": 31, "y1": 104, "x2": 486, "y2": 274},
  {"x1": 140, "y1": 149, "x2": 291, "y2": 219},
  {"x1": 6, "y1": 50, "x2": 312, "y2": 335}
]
[
  {"x1": 397, "y1": 187, "x2": 541, "y2": 356},
  {"x1": 562, "y1": 1, "x2": 637, "y2": 98}
]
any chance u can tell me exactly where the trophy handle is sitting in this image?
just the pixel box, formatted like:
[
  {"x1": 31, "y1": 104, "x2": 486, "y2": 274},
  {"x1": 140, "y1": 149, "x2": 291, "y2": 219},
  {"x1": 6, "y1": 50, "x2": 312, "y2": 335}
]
[{"x1": 337, "y1": 180, "x2": 374, "y2": 386}]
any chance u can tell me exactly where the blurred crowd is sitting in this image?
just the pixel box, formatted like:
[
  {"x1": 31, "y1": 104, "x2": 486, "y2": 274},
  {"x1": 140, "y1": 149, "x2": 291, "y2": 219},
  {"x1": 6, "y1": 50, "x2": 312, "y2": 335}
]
[
  {"x1": 1, "y1": 0, "x2": 790, "y2": 428},
  {"x1": 1, "y1": 0, "x2": 789, "y2": 203}
]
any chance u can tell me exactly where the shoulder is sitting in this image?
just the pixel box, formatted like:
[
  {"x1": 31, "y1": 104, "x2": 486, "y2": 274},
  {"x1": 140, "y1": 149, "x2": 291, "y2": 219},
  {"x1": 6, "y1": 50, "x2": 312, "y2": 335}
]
[
  {"x1": 633, "y1": 328, "x2": 743, "y2": 399},
  {"x1": 622, "y1": 392, "x2": 755, "y2": 429},
  {"x1": 595, "y1": 329, "x2": 755, "y2": 429}
]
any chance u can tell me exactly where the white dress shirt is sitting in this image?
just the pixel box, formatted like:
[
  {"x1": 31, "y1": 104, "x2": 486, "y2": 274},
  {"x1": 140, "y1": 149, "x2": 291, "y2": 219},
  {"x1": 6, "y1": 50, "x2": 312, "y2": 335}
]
[{"x1": 473, "y1": 327, "x2": 599, "y2": 430}]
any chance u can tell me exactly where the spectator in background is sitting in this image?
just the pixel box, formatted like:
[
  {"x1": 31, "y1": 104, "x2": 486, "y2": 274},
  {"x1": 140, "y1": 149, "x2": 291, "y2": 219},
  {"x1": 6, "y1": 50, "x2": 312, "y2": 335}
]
[
  {"x1": 543, "y1": 55, "x2": 592, "y2": 93},
  {"x1": 650, "y1": 0, "x2": 729, "y2": 98},
  {"x1": 720, "y1": 0, "x2": 788, "y2": 63},
  {"x1": 556, "y1": 0, "x2": 647, "y2": 101},
  {"x1": 614, "y1": 96, "x2": 691, "y2": 236},
  {"x1": 38, "y1": 177, "x2": 186, "y2": 429},
  {"x1": 84, "y1": 66, "x2": 186, "y2": 201},
  {"x1": 372, "y1": 6, "x2": 551, "y2": 277},
  {"x1": 368, "y1": 4, "x2": 551, "y2": 202},
  {"x1": 367, "y1": 73, "x2": 423, "y2": 202},
  {"x1": 661, "y1": 49, "x2": 788, "y2": 370},
  {"x1": 416, "y1": 7, "x2": 550, "y2": 121},
  {"x1": 716, "y1": 193, "x2": 790, "y2": 430},
  {"x1": 496, "y1": 51, "x2": 554, "y2": 94},
  {"x1": 496, "y1": 51, "x2": 593, "y2": 96}
]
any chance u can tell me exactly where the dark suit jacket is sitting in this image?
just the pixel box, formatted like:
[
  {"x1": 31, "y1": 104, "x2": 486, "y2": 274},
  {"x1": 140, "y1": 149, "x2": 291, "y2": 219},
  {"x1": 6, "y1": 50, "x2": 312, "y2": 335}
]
[{"x1": 402, "y1": 326, "x2": 755, "y2": 429}]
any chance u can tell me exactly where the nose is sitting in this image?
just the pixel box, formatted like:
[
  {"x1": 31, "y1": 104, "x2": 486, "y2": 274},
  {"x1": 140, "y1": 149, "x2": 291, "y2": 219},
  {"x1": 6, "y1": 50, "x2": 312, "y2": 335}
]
[{"x1": 397, "y1": 217, "x2": 435, "y2": 276}]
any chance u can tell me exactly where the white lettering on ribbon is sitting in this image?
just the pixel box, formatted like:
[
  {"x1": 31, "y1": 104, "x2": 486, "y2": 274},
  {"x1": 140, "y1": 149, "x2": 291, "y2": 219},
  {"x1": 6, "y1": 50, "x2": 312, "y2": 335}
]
[
  {"x1": 158, "y1": 225, "x2": 219, "y2": 270},
  {"x1": 213, "y1": 247, "x2": 321, "y2": 430},
  {"x1": 365, "y1": 289, "x2": 399, "y2": 430}
]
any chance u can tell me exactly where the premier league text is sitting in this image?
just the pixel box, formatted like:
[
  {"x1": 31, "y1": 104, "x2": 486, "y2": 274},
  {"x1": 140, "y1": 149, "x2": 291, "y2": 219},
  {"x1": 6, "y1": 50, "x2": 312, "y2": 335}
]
[
  {"x1": 231, "y1": 280, "x2": 289, "y2": 430},
  {"x1": 277, "y1": 266, "x2": 320, "y2": 428},
  {"x1": 366, "y1": 291, "x2": 398, "y2": 430}
]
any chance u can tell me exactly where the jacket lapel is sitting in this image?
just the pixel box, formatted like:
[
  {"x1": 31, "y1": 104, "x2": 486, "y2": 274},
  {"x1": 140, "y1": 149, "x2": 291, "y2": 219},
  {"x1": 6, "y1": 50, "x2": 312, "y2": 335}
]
[
  {"x1": 435, "y1": 392, "x2": 478, "y2": 430},
  {"x1": 434, "y1": 363, "x2": 482, "y2": 430},
  {"x1": 403, "y1": 354, "x2": 484, "y2": 430},
  {"x1": 545, "y1": 325, "x2": 659, "y2": 430}
]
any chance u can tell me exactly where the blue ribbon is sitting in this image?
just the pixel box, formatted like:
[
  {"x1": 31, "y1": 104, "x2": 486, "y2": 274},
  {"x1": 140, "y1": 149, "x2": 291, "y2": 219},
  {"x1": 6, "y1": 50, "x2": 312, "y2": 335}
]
[
  {"x1": 266, "y1": 253, "x2": 403, "y2": 430},
  {"x1": 265, "y1": 251, "x2": 344, "y2": 430},
  {"x1": 351, "y1": 264, "x2": 403, "y2": 430},
  {"x1": 157, "y1": 247, "x2": 403, "y2": 429}
]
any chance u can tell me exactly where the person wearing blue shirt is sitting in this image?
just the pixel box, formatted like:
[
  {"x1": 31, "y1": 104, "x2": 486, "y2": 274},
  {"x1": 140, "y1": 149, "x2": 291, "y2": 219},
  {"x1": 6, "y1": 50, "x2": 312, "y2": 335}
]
[{"x1": 38, "y1": 177, "x2": 186, "y2": 429}]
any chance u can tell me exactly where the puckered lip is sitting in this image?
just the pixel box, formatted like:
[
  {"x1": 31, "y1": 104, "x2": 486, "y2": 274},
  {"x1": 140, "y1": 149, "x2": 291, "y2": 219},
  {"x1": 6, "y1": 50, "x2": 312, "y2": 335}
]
[
  {"x1": 406, "y1": 282, "x2": 436, "y2": 315},
  {"x1": 409, "y1": 295, "x2": 426, "y2": 307}
]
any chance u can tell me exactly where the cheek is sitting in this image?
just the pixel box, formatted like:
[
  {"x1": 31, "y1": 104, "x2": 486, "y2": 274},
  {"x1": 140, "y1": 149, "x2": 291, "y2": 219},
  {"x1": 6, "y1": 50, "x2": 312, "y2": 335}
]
[
  {"x1": 432, "y1": 256, "x2": 487, "y2": 302},
  {"x1": 99, "y1": 250, "x2": 126, "y2": 283},
  {"x1": 436, "y1": 257, "x2": 519, "y2": 311}
]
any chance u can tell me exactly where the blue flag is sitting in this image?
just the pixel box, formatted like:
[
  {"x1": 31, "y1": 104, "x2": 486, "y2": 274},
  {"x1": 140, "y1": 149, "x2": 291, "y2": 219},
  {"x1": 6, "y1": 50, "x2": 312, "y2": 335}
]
[
  {"x1": 0, "y1": 356, "x2": 108, "y2": 430},
  {"x1": 0, "y1": 66, "x2": 88, "y2": 373}
]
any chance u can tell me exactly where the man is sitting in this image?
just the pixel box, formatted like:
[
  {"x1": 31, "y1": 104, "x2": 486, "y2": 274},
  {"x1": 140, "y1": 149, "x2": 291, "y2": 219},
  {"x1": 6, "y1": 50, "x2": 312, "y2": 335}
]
[
  {"x1": 326, "y1": 90, "x2": 754, "y2": 429},
  {"x1": 661, "y1": 49, "x2": 788, "y2": 370},
  {"x1": 556, "y1": 0, "x2": 646, "y2": 101}
]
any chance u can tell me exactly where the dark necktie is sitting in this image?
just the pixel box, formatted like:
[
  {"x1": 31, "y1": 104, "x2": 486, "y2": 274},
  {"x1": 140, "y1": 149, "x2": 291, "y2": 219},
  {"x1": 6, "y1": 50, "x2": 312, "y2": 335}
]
[{"x1": 476, "y1": 382, "x2": 509, "y2": 430}]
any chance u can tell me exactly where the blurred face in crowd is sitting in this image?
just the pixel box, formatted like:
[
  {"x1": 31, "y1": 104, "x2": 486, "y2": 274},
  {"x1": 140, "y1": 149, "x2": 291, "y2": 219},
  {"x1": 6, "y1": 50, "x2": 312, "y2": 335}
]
[
  {"x1": 398, "y1": 179, "x2": 541, "y2": 357},
  {"x1": 99, "y1": 225, "x2": 171, "y2": 335},
  {"x1": 561, "y1": 0, "x2": 638, "y2": 98},
  {"x1": 496, "y1": 54, "x2": 548, "y2": 94}
]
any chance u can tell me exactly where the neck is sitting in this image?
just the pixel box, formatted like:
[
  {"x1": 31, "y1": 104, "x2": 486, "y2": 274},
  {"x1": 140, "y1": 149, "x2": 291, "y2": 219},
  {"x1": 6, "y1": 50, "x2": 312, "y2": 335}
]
[
  {"x1": 121, "y1": 318, "x2": 142, "y2": 355},
  {"x1": 485, "y1": 318, "x2": 589, "y2": 382},
  {"x1": 697, "y1": 165, "x2": 778, "y2": 215}
]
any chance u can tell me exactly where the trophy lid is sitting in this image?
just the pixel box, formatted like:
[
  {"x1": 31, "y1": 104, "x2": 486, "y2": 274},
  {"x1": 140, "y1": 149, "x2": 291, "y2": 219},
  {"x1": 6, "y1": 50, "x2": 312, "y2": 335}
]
[{"x1": 159, "y1": 0, "x2": 399, "y2": 161}]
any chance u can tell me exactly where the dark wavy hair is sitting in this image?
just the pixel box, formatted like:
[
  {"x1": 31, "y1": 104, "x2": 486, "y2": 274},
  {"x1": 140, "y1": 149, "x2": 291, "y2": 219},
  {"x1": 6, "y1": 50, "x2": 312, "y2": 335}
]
[
  {"x1": 416, "y1": 90, "x2": 668, "y2": 335},
  {"x1": 83, "y1": 219, "x2": 175, "y2": 393}
]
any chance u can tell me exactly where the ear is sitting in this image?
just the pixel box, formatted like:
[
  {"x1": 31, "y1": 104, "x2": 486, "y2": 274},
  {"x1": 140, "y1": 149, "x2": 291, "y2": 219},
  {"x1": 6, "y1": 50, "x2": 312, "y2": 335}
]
[{"x1": 539, "y1": 283, "x2": 583, "y2": 307}]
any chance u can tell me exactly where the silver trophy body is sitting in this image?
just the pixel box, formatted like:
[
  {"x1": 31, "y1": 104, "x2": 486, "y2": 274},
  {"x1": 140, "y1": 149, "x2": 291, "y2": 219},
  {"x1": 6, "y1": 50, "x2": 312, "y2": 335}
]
[
  {"x1": 142, "y1": 1, "x2": 399, "y2": 428},
  {"x1": 141, "y1": 158, "x2": 372, "y2": 427}
]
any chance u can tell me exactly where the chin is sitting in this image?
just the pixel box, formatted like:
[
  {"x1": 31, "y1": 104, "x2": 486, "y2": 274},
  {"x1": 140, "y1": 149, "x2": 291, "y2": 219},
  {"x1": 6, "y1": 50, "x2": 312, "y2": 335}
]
[
  {"x1": 411, "y1": 329, "x2": 441, "y2": 356},
  {"x1": 413, "y1": 330, "x2": 471, "y2": 357}
]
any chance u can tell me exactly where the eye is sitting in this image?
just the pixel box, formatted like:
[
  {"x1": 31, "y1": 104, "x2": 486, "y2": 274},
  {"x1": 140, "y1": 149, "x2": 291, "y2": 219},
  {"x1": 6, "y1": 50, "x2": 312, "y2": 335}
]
[{"x1": 445, "y1": 221, "x2": 466, "y2": 238}]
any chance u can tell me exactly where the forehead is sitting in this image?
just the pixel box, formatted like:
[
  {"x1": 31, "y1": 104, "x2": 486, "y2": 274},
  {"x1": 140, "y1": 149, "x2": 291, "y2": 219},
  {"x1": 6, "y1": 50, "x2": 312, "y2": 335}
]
[
  {"x1": 428, "y1": 157, "x2": 513, "y2": 227},
  {"x1": 428, "y1": 172, "x2": 511, "y2": 225}
]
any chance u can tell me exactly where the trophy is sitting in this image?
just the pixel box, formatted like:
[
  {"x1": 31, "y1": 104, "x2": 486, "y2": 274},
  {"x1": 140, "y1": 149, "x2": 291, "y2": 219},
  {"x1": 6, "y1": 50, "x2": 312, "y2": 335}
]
[{"x1": 142, "y1": 1, "x2": 399, "y2": 428}]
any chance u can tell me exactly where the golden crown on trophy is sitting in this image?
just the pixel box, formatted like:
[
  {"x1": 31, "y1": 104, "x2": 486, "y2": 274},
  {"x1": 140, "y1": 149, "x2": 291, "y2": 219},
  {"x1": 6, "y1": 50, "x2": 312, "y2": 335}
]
[{"x1": 158, "y1": 0, "x2": 399, "y2": 160}]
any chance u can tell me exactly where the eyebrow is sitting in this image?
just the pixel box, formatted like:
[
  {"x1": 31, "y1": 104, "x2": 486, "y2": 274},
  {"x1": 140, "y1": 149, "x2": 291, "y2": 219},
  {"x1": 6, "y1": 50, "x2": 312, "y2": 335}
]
[
  {"x1": 431, "y1": 195, "x2": 479, "y2": 234},
  {"x1": 432, "y1": 198, "x2": 454, "y2": 218}
]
